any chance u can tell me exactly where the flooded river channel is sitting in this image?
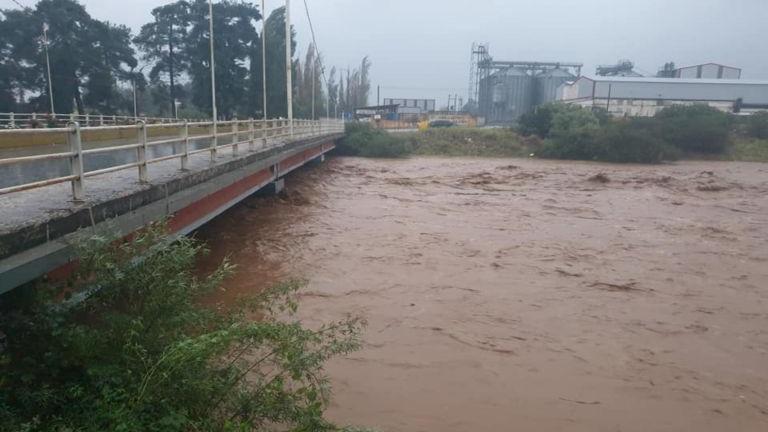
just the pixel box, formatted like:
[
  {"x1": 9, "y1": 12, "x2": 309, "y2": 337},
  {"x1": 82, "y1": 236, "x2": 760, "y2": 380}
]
[{"x1": 197, "y1": 157, "x2": 768, "y2": 431}]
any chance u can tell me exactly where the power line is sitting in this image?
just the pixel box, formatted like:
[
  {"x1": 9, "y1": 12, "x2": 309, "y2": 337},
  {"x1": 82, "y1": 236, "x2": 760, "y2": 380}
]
[
  {"x1": 7, "y1": 0, "x2": 31, "y2": 10},
  {"x1": 302, "y1": 0, "x2": 331, "y2": 116}
]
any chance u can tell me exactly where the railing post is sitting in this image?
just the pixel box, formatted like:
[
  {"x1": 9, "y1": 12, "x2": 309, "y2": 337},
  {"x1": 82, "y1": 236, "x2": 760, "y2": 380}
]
[
  {"x1": 67, "y1": 121, "x2": 85, "y2": 201},
  {"x1": 137, "y1": 121, "x2": 148, "y2": 183},
  {"x1": 99, "y1": 114, "x2": 104, "y2": 126},
  {"x1": 210, "y1": 120, "x2": 218, "y2": 162},
  {"x1": 85, "y1": 113, "x2": 90, "y2": 127},
  {"x1": 262, "y1": 118, "x2": 268, "y2": 149},
  {"x1": 181, "y1": 120, "x2": 190, "y2": 171},
  {"x1": 9, "y1": 112, "x2": 15, "y2": 128},
  {"x1": 112, "y1": 115, "x2": 116, "y2": 125},
  {"x1": 232, "y1": 119, "x2": 239, "y2": 156},
  {"x1": 248, "y1": 118, "x2": 255, "y2": 152}
]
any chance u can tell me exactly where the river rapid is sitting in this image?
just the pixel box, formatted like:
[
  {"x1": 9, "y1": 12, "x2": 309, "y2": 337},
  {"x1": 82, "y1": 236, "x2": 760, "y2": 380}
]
[{"x1": 197, "y1": 156, "x2": 768, "y2": 432}]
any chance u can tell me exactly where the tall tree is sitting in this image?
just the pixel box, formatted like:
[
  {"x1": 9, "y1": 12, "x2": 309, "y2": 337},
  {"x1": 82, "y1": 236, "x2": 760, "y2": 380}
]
[
  {"x1": 326, "y1": 66, "x2": 339, "y2": 118},
  {"x1": 134, "y1": 1, "x2": 191, "y2": 118},
  {"x1": 185, "y1": 0, "x2": 260, "y2": 119},
  {"x1": 0, "y1": 0, "x2": 136, "y2": 114},
  {"x1": 263, "y1": 6, "x2": 295, "y2": 119},
  {"x1": 0, "y1": 11, "x2": 20, "y2": 112}
]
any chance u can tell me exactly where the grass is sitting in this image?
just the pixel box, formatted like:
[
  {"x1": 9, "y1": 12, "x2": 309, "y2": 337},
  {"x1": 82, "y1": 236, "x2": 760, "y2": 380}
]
[
  {"x1": 726, "y1": 137, "x2": 768, "y2": 162},
  {"x1": 338, "y1": 121, "x2": 768, "y2": 164},
  {"x1": 401, "y1": 128, "x2": 530, "y2": 157}
]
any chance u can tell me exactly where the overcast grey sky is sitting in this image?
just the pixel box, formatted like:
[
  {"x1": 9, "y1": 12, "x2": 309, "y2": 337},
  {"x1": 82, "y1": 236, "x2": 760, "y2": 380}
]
[{"x1": 7, "y1": 0, "x2": 768, "y2": 107}]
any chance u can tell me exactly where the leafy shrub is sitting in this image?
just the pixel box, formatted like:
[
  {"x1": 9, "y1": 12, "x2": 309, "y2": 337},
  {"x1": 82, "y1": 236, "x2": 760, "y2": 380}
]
[
  {"x1": 517, "y1": 103, "x2": 603, "y2": 138},
  {"x1": 654, "y1": 105, "x2": 731, "y2": 153},
  {"x1": 540, "y1": 107, "x2": 676, "y2": 163},
  {"x1": 595, "y1": 120, "x2": 678, "y2": 163},
  {"x1": 336, "y1": 122, "x2": 410, "y2": 158},
  {"x1": 746, "y1": 111, "x2": 768, "y2": 139},
  {"x1": 0, "y1": 224, "x2": 364, "y2": 432}
]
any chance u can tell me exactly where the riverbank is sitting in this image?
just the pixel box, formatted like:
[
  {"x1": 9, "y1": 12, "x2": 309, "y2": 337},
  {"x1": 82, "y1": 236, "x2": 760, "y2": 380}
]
[{"x1": 198, "y1": 156, "x2": 768, "y2": 432}]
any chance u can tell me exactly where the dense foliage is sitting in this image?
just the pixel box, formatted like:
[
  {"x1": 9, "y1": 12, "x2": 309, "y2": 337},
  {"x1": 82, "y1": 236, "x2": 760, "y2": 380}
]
[
  {"x1": 336, "y1": 122, "x2": 409, "y2": 158},
  {"x1": 0, "y1": 225, "x2": 364, "y2": 431},
  {"x1": 746, "y1": 111, "x2": 768, "y2": 139},
  {"x1": 654, "y1": 104, "x2": 731, "y2": 153},
  {"x1": 531, "y1": 104, "x2": 732, "y2": 163},
  {"x1": 0, "y1": 0, "x2": 136, "y2": 114},
  {"x1": 0, "y1": 0, "x2": 371, "y2": 120}
]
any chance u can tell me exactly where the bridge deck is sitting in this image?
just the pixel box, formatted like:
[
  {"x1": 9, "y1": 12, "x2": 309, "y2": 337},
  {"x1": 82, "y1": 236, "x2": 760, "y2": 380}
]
[{"x1": 0, "y1": 131, "x2": 342, "y2": 292}]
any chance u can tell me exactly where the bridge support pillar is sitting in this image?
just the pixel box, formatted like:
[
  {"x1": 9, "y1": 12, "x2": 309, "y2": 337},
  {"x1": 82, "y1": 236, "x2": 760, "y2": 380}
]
[{"x1": 257, "y1": 178, "x2": 285, "y2": 196}]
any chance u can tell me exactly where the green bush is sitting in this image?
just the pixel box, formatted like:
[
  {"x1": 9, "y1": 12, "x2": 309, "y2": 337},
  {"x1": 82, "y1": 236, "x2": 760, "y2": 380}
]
[
  {"x1": 595, "y1": 120, "x2": 678, "y2": 163},
  {"x1": 0, "y1": 224, "x2": 364, "y2": 431},
  {"x1": 746, "y1": 111, "x2": 768, "y2": 139},
  {"x1": 336, "y1": 122, "x2": 410, "y2": 158},
  {"x1": 654, "y1": 105, "x2": 731, "y2": 153},
  {"x1": 540, "y1": 107, "x2": 676, "y2": 163},
  {"x1": 517, "y1": 103, "x2": 604, "y2": 138}
]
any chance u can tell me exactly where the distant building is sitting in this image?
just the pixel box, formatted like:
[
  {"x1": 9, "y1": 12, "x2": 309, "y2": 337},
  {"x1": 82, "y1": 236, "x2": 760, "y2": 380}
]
[
  {"x1": 354, "y1": 105, "x2": 399, "y2": 121},
  {"x1": 673, "y1": 63, "x2": 741, "y2": 80},
  {"x1": 558, "y1": 76, "x2": 768, "y2": 116},
  {"x1": 478, "y1": 64, "x2": 580, "y2": 124},
  {"x1": 596, "y1": 60, "x2": 643, "y2": 77},
  {"x1": 382, "y1": 98, "x2": 436, "y2": 115}
]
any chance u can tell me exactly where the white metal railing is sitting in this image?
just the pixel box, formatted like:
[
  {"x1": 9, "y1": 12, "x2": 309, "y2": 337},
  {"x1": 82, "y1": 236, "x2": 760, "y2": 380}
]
[
  {"x1": 0, "y1": 112, "x2": 204, "y2": 129},
  {"x1": 0, "y1": 118, "x2": 344, "y2": 200}
]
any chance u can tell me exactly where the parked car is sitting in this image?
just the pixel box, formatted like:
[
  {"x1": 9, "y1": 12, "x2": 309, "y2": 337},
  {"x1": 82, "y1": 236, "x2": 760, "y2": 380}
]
[{"x1": 428, "y1": 120, "x2": 455, "y2": 128}]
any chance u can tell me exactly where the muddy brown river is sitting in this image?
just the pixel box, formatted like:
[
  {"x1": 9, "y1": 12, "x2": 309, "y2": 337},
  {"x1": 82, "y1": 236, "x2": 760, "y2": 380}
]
[{"x1": 197, "y1": 157, "x2": 768, "y2": 432}]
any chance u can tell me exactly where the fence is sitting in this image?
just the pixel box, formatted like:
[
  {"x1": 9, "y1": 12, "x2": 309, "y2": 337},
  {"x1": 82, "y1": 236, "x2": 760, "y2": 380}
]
[
  {"x1": 0, "y1": 112, "x2": 200, "y2": 129},
  {"x1": 0, "y1": 118, "x2": 344, "y2": 200}
]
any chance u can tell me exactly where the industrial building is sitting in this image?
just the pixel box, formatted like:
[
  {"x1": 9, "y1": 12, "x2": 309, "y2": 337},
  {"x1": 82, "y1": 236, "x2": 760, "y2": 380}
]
[
  {"x1": 468, "y1": 44, "x2": 582, "y2": 124},
  {"x1": 382, "y1": 98, "x2": 436, "y2": 115},
  {"x1": 673, "y1": 63, "x2": 741, "y2": 79},
  {"x1": 557, "y1": 76, "x2": 768, "y2": 116}
]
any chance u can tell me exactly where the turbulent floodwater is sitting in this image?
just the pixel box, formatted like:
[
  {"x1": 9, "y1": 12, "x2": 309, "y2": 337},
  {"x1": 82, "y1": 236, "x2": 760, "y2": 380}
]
[{"x1": 197, "y1": 156, "x2": 768, "y2": 432}]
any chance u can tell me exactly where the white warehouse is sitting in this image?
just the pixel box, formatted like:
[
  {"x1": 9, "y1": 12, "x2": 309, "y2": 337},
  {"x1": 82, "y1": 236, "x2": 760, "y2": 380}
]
[
  {"x1": 673, "y1": 63, "x2": 741, "y2": 79},
  {"x1": 557, "y1": 76, "x2": 768, "y2": 117}
]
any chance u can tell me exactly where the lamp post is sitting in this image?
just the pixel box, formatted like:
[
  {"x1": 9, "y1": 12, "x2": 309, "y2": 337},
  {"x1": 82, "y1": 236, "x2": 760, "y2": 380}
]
[
  {"x1": 209, "y1": 0, "x2": 218, "y2": 127},
  {"x1": 262, "y1": 0, "x2": 267, "y2": 140},
  {"x1": 42, "y1": 23, "x2": 55, "y2": 115},
  {"x1": 285, "y1": 0, "x2": 293, "y2": 136}
]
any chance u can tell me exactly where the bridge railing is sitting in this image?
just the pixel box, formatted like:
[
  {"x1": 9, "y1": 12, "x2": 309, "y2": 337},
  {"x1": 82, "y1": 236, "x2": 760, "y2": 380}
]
[
  {"x1": 0, "y1": 118, "x2": 344, "y2": 200},
  {"x1": 0, "y1": 112, "x2": 199, "y2": 129}
]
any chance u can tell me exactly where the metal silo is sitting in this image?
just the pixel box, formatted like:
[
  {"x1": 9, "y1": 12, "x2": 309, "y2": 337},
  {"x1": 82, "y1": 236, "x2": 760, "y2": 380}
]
[
  {"x1": 536, "y1": 68, "x2": 576, "y2": 105},
  {"x1": 498, "y1": 67, "x2": 534, "y2": 123}
]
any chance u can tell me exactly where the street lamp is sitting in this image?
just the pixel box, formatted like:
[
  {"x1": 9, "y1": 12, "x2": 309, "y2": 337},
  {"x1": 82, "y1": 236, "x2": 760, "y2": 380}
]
[
  {"x1": 285, "y1": 0, "x2": 293, "y2": 136},
  {"x1": 209, "y1": 0, "x2": 218, "y2": 126},
  {"x1": 42, "y1": 22, "x2": 55, "y2": 115},
  {"x1": 262, "y1": 0, "x2": 267, "y2": 141}
]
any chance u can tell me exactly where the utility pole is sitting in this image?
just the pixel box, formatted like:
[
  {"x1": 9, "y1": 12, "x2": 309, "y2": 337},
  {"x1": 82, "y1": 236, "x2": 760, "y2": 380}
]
[
  {"x1": 42, "y1": 23, "x2": 55, "y2": 114},
  {"x1": 208, "y1": 0, "x2": 218, "y2": 125},
  {"x1": 311, "y1": 50, "x2": 316, "y2": 120},
  {"x1": 285, "y1": 0, "x2": 294, "y2": 136},
  {"x1": 133, "y1": 76, "x2": 138, "y2": 120},
  {"x1": 261, "y1": 0, "x2": 267, "y2": 138},
  {"x1": 377, "y1": 85, "x2": 380, "y2": 106}
]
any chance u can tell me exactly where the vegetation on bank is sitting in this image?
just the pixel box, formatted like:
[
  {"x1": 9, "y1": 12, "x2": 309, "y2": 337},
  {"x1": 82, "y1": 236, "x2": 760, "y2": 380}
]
[
  {"x1": 337, "y1": 123, "x2": 528, "y2": 158},
  {"x1": 521, "y1": 103, "x2": 768, "y2": 163},
  {"x1": 338, "y1": 105, "x2": 768, "y2": 164},
  {"x1": 0, "y1": 224, "x2": 365, "y2": 431}
]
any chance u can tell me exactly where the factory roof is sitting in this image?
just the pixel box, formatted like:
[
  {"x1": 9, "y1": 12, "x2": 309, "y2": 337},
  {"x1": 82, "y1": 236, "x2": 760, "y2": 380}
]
[{"x1": 575, "y1": 76, "x2": 768, "y2": 85}]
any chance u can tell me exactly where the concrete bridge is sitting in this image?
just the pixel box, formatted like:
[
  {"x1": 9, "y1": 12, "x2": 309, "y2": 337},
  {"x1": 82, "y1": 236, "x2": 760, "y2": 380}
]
[{"x1": 0, "y1": 118, "x2": 344, "y2": 293}]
